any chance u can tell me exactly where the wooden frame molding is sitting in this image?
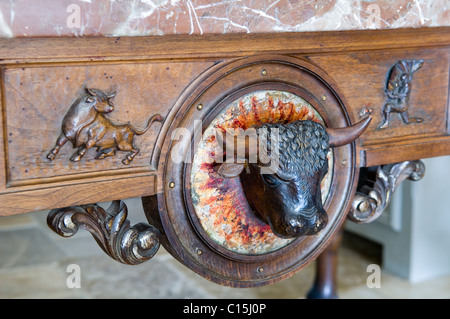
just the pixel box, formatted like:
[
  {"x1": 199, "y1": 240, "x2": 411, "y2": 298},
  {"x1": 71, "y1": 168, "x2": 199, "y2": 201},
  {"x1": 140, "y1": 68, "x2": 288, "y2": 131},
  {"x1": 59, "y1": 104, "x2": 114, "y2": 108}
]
[{"x1": 1, "y1": 28, "x2": 449, "y2": 62}]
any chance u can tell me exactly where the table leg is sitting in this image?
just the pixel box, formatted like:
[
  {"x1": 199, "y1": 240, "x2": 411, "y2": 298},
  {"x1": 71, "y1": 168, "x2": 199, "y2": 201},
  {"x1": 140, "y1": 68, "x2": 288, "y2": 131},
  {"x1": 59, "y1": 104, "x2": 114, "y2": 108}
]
[{"x1": 306, "y1": 230, "x2": 343, "y2": 299}]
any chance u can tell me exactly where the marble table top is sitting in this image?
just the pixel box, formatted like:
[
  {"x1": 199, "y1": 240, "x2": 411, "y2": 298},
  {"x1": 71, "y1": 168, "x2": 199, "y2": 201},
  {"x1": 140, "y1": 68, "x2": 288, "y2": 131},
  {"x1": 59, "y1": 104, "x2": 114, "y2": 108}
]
[{"x1": 0, "y1": 0, "x2": 448, "y2": 38}]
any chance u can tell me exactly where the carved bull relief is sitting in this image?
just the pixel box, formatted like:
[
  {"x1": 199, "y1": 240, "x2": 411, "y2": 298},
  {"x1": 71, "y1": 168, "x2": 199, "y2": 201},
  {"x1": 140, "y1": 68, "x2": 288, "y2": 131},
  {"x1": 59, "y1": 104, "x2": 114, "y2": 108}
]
[{"x1": 46, "y1": 88, "x2": 164, "y2": 164}]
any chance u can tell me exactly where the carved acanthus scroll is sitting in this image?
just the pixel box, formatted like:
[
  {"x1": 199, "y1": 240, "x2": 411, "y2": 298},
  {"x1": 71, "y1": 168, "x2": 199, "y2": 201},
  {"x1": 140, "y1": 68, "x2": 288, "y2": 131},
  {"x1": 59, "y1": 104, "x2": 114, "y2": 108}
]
[
  {"x1": 47, "y1": 200, "x2": 160, "y2": 265},
  {"x1": 348, "y1": 160, "x2": 425, "y2": 224}
]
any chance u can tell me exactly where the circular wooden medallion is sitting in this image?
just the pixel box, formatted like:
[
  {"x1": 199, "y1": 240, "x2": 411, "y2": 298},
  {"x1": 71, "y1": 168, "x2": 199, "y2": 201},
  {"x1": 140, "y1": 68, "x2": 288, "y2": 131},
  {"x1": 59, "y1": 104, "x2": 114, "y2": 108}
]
[
  {"x1": 150, "y1": 55, "x2": 359, "y2": 287},
  {"x1": 190, "y1": 90, "x2": 334, "y2": 256}
]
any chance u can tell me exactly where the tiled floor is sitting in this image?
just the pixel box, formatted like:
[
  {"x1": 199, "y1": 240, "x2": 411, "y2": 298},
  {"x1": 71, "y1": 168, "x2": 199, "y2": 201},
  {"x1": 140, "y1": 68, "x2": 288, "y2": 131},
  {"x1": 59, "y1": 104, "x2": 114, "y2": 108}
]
[{"x1": 1, "y1": 198, "x2": 449, "y2": 299}]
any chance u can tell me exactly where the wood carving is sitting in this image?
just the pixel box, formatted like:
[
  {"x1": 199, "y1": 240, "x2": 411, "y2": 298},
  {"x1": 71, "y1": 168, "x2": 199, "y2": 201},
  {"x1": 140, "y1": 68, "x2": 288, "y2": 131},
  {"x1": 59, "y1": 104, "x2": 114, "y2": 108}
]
[
  {"x1": 379, "y1": 59, "x2": 424, "y2": 129},
  {"x1": 47, "y1": 200, "x2": 160, "y2": 265},
  {"x1": 216, "y1": 117, "x2": 371, "y2": 239},
  {"x1": 0, "y1": 27, "x2": 443, "y2": 293},
  {"x1": 46, "y1": 88, "x2": 164, "y2": 164},
  {"x1": 347, "y1": 160, "x2": 425, "y2": 223}
]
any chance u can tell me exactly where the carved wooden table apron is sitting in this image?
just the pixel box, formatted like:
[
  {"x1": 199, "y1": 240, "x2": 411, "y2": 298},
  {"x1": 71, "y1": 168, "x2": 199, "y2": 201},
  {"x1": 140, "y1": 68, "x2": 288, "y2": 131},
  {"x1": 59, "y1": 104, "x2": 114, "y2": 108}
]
[{"x1": 0, "y1": 28, "x2": 449, "y2": 296}]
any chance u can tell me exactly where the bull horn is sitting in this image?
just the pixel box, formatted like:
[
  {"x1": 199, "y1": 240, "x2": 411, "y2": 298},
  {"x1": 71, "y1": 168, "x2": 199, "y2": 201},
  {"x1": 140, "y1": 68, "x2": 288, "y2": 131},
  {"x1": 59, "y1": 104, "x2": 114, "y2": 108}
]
[
  {"x1": 85, "y1": 88, "x2": 97, "y2": 96},
  {"x1": 327, "y1": 116, "x2": 372, "y2": 148},
  {"x1": 107, "y1": 91, "x2": 117, "y2": 99}
]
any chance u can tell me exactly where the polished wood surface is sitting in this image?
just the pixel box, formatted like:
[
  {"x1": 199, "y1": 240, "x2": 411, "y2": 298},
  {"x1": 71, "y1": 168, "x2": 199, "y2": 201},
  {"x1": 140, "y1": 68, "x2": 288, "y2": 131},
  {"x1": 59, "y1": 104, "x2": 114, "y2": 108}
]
[
  {"x1": 0, "y1": 27, "x2": 448, "y2": 62},
  {"x1": 0, "y1": 27, "x2": 449, "y2": 216}
]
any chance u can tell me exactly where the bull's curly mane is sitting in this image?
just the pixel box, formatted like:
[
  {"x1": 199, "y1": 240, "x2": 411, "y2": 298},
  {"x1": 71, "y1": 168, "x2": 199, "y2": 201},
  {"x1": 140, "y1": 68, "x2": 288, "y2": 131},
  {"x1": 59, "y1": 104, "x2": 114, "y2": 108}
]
[{"x1": 258, "y1": 120, "x2": 329, "y2": 179}]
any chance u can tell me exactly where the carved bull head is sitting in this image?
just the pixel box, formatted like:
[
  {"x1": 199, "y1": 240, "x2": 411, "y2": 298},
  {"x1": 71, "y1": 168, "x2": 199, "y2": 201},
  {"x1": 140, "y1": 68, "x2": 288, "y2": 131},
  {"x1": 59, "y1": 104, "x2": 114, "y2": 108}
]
[
  {"x1": 85, "y1": 88, "x2": 116, "y2": 113},
  {"x1": 215, "y1": 117, "x2": 371, "y2": 239}
]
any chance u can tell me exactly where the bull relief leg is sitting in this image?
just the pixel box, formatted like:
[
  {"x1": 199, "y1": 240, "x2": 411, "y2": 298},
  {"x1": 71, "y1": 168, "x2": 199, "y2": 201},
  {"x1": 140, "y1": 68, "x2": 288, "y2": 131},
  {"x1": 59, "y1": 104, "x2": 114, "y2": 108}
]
[
  {"x1": 47, "y1": 200, "x2": 160, "y2": 265},
  {"x1": 95, "y1": 147, "x2": 117, "y2": 159},
  {"x1": 121, "y1": 146, "x2": 139, "y2": 165},
  {"x1": 46, "y1": 134, "x2": 68, "y2": 160},
  {"x1": 70, "y1": 146, "x2": 87, "y2": 162}
]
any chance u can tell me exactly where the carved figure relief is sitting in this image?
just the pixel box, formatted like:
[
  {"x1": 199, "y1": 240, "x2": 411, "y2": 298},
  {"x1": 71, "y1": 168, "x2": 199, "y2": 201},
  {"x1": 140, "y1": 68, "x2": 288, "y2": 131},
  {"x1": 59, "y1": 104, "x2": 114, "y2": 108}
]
[
  {"x1": 46, "y1": 88, "x2": 163, "y2": 164},
  {"x1": 379, "y1": 59, "x2": 424, "y2": 129}
]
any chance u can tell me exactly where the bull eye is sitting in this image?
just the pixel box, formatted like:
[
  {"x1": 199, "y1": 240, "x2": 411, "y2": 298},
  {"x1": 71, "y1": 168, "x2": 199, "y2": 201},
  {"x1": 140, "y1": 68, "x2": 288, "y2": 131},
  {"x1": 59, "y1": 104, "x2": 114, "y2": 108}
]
[{"x1": 261, "y1": 173, "x2": 281, "y2": 187}]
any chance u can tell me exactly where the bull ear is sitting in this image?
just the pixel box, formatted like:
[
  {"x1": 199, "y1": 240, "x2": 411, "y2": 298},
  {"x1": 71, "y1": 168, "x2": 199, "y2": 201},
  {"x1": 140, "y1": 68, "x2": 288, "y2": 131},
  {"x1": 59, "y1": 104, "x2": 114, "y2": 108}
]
[
  {"x1": 85, "y1": 88, "x2": 97, "y2": 96},
  {"x1": 218, "y1": 163, "x2": 246, "y2": 178}
]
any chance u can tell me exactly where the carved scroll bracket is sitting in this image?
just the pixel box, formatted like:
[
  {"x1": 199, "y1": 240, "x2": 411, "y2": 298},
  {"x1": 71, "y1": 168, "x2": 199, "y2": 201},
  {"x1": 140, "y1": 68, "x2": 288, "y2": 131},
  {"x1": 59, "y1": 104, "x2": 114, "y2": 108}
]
[
  {"x1": 348, "y1": 160, "x2": 425, "y2": 224},
  {"x1": 47, "y1": 200, "x2": 160, "y2": 265}
]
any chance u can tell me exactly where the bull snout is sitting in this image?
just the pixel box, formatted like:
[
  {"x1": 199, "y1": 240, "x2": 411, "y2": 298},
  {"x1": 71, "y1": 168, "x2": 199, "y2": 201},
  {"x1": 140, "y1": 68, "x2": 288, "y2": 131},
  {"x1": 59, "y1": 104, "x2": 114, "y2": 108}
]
[
  {"x1": 102, "y1": 105, "x2": 114, "y2": 113},
  {"x1": 94, "y1": 102, "x2": 114, "y2": 113},
  {"x1": 271, "y1": 207, "x2": 328, "y2": 238},
  {"x1": 105, "y1": 99, "x2": 115, "y2": 112}
]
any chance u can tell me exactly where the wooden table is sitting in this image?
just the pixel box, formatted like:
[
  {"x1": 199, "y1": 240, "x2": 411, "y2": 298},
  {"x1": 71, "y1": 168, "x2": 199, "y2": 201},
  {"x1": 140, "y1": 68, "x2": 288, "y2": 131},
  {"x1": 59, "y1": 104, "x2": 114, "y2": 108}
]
[{"x1": 0, "y1": 27, "x2": 449, "y2": 296}]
